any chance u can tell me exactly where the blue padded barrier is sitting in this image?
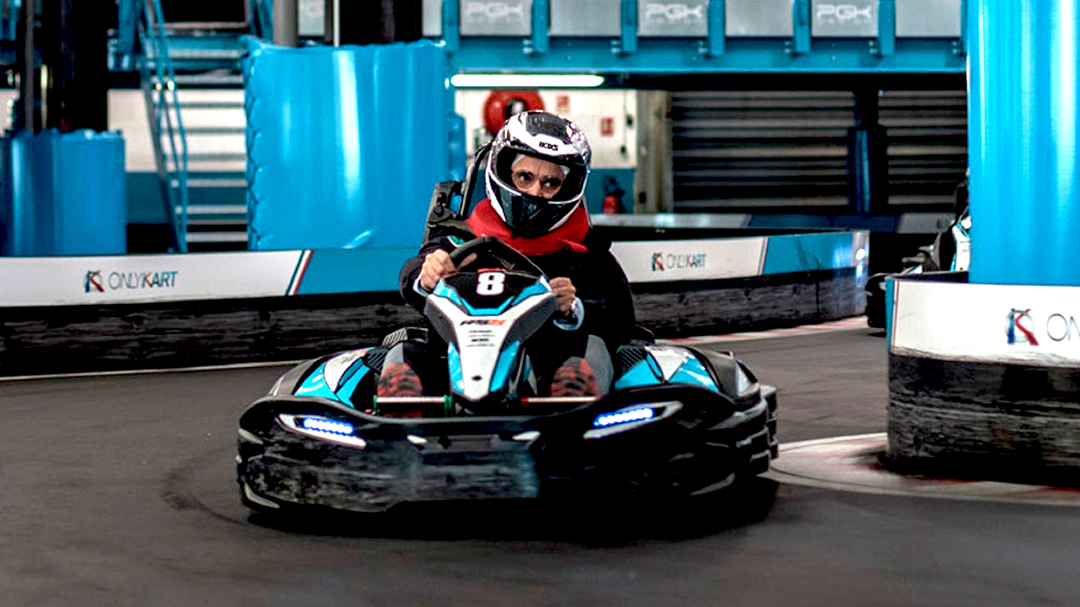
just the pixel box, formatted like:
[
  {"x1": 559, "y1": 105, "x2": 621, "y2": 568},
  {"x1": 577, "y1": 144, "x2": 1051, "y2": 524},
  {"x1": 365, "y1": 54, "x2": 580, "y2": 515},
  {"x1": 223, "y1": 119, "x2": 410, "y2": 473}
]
[
  {"x1": 968, "y1": 0, "x2": 1080, "y2": 286},
  {"x1": 244, "y1": 38, "x2": 455, "y2": 251},
  {"x1": 1, "y1": 130, "x2": 126, "y2": 256}
]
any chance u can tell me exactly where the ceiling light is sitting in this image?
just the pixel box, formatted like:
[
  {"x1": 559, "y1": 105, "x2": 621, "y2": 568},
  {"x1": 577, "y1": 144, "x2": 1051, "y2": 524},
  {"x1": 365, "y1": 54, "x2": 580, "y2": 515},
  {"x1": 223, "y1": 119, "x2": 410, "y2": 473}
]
[{"x1": 450, "y1": 74, "x2": 605, "y2": 88}]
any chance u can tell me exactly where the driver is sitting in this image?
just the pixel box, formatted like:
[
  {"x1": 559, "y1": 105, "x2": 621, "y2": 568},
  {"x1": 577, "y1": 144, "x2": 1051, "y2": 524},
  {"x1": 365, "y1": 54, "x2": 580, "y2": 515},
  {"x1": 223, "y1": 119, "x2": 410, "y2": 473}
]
[{"x1": 381, "y1": 110, "x2": 636, "y2": 400}]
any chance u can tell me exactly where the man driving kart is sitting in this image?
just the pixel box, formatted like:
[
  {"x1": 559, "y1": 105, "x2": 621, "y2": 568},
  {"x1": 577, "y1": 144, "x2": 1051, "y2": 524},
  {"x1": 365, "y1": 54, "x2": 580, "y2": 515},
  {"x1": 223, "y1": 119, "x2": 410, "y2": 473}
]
[{"x1": 380, "y1": 110, "x2": 636, "y2": 399}]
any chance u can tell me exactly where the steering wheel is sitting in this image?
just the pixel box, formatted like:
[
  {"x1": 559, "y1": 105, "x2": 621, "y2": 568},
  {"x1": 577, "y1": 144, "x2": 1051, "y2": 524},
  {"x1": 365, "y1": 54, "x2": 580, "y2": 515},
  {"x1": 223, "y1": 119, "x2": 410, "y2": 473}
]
[{"x1": 448, "y1": 236, "x2": 545, "y2": 277}]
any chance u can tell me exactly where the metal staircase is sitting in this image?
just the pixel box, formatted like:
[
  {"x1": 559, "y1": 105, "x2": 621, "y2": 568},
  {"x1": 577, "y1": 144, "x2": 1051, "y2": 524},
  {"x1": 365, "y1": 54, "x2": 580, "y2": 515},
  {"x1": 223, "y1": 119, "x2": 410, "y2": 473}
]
[
  {"x1": 135, "y1": 0, "x2": 190, "y2": 252},
  {"x1": 170, "y1": 86, "x2": 247, "y2": 250},
  {"x1": 117, "y1": 0, "x2": 251, "y2": 252}
]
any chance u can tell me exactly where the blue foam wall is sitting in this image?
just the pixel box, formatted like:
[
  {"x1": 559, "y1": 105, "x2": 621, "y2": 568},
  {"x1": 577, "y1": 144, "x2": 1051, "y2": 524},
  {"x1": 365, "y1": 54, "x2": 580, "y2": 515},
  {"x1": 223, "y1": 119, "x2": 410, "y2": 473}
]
[
  {"x1": 1, "y1": 130, "x2": 126, "y2": 256},
  {"x1": 968, "y1": 0, "x2": 1080, "y2": 286},
  {"x1": 244, "y1": 38, "x2": 454, "y2": 250}
]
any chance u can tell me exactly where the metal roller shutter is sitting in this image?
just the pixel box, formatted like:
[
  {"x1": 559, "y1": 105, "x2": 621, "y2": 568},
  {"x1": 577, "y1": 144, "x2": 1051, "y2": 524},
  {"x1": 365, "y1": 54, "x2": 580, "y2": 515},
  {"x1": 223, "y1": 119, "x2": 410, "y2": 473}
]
[
  {"x1": 671, "y1": 91, "x2": 854, "y2": 211},
  {"x1": 881, "y1": 89, "x2": 968, "y2": 207},
  {"x1": 671, "y1": 89, "x2": 967, "y2": 212}
]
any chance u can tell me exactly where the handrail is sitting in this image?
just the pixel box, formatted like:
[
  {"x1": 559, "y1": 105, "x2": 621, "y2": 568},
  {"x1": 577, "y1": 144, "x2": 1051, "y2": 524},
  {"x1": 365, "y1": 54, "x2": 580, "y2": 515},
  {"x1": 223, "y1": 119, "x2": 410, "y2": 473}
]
[
  {"x1": 1, "y1": 0, "x2": 18, "y2": 43},
  {"x1": 136, "y1": 0, "x2": 189, "y2": 252}
]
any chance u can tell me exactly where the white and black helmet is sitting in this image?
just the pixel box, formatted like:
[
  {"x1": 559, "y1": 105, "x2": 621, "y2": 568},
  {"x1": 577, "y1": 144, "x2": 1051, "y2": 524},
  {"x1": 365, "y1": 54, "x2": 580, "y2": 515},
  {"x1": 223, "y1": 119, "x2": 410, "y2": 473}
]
[{"x1": 484, "y1": 110, "x2": 592, "y2": 237}]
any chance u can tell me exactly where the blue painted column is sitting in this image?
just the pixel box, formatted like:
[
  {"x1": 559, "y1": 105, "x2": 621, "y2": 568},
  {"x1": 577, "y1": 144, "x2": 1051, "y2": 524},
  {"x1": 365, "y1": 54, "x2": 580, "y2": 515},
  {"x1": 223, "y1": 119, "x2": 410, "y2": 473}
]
[
  {"x1": 244, "y1": 38, "x2": 452, "y2": 250},
  {"x1": 968, "y1": 0, "x2": 1080, "y2": 285}
]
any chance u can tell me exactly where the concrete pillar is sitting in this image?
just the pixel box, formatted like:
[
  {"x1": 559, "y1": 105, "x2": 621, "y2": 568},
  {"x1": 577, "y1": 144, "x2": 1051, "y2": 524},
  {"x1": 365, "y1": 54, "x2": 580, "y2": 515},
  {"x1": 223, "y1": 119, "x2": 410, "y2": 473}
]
[
  {"x1": 273, "y1": 0, "x2": 298, "y2": 47},
  {"x1": 968, "y1": 0, "x2": 1080, "y2": 286},
  {"x1": 18, "y1": 0, "x2": 37, "y2": 133}
]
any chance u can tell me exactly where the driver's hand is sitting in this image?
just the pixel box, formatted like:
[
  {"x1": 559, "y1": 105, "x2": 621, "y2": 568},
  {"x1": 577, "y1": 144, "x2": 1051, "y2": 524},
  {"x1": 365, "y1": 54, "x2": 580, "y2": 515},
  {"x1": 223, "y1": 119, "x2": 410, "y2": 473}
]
[
  {"x1": 420, "y1": 250, "x2": 476, "y2": 291},
  {"x1": 550, "y1": 277, "x2": 577, "y2": 317}
]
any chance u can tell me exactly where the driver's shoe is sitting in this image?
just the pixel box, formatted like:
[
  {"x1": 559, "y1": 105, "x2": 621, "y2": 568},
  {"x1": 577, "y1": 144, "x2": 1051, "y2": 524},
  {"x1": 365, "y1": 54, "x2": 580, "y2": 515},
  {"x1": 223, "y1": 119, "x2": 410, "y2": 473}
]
[
  {"x1": 549, "y1": 357, "x2": 599, "y2": 397},
  {"x1": 377, "y1": 362, "x2": 424, "y2": 397}
]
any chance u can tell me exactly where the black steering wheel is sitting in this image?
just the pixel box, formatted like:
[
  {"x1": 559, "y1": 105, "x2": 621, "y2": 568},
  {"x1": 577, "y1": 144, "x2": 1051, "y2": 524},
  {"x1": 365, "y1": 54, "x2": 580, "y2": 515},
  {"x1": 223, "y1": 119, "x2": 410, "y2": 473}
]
[{"x1": 448, "y1": 236, "x2": 546, "y2": 277}]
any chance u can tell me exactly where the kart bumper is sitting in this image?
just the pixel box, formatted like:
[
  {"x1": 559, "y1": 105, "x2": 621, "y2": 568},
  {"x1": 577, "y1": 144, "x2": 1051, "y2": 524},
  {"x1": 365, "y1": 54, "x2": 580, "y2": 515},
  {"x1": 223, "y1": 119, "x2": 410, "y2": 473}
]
[{"x1": 237, "y1": 385, "x2": 777, "y2": 513}]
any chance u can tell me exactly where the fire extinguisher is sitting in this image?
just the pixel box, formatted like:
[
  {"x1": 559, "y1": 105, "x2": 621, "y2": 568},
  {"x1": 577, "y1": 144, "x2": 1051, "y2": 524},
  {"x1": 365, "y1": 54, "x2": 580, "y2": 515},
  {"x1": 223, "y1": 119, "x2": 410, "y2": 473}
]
[{"x1": 602, "y1": 177, "x2": 625, "y2": 214}]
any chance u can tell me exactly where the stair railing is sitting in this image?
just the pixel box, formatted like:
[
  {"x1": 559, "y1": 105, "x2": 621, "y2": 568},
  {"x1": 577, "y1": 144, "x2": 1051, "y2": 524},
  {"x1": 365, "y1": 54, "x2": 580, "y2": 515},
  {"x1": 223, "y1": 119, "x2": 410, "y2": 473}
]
[
  {"x1": 1, "y1": 0, "x2": 18, "y2": 43},
  {"x1": 136, "y1": 0, "x2": 189, "y2": 252}
]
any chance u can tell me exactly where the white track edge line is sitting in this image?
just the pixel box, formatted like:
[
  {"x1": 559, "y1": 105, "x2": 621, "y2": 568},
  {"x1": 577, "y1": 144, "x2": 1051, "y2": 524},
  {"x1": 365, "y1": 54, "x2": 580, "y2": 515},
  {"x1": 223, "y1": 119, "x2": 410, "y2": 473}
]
[{"x1": 765, "y1": 433, "x2": 1080, "y2": 508}]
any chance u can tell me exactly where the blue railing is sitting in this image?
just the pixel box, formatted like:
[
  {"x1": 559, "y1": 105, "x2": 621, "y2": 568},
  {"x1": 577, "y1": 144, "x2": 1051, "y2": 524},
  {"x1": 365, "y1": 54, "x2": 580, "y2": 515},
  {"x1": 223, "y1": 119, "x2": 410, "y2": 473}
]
[
  {"x1": 135, "y1": 0, "x2": 190, "y2": 252},
  {"x1": 251, "y1": 0, "x2": 272, "y2": 38},
  {"x1": 0, "y1": 0, "x2": 19, "y2": 43}
]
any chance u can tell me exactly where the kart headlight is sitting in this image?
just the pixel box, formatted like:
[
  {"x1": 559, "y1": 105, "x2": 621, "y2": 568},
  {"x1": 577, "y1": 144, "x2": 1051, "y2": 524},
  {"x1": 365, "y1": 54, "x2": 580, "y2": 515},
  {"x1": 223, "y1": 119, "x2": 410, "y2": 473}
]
[
  {"x1": 594, "y1": 407, "x2": 655, "y2": 427},
  {"x1": 584, "y1": 401, "x2": 682, "y2": 439},
  {"x1": 278, "y1": 414, "x2": 367, "y2": 449}
]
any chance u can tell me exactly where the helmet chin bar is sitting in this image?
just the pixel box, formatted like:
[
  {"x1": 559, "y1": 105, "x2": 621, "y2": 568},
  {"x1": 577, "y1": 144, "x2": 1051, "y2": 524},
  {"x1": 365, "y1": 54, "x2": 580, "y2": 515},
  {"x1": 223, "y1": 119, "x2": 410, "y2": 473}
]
[{"x1": 486, "y1": 174, "x2": 581, "y2": 237}]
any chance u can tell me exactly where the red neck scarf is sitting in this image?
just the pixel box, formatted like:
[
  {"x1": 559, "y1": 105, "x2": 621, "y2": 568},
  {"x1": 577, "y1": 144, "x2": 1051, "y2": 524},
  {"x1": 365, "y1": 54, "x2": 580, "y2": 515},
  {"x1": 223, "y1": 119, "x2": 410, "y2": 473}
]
[{"x1": 466, "y1": 199, "x2": 590, "y2": 256}]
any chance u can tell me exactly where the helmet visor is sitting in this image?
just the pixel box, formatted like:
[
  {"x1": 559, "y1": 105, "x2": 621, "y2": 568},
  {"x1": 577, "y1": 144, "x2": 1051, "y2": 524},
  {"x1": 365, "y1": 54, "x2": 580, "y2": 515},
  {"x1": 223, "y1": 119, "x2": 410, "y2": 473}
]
[{"x1": 491, "y1": 149, "x2": 587, "y2": 204}]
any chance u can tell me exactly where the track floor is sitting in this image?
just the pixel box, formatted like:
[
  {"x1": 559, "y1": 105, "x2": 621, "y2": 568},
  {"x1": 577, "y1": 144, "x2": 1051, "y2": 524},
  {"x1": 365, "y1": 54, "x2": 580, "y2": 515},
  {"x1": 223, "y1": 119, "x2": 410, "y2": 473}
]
[{"x1": 3, "y1": 326, "x2": 1079, "y2": 606}]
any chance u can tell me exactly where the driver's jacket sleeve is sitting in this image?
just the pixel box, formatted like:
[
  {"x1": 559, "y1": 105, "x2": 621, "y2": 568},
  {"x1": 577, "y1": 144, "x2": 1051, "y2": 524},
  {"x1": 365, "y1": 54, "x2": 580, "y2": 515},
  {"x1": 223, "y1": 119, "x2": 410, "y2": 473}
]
[{"x1": 398, "y1": 225, "x2": 637, "y2": 349}]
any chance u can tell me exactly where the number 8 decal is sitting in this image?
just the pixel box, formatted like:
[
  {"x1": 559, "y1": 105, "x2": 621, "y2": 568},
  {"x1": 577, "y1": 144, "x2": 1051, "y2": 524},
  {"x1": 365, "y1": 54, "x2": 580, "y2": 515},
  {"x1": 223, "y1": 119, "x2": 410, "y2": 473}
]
[{"x1": 477, "y1": 272, "x2": 506, "y2": 296}]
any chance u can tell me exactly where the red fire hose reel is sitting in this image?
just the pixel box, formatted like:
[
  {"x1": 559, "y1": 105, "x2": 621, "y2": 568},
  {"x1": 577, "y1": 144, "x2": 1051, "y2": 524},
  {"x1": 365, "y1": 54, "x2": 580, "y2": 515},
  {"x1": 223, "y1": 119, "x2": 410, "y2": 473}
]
[{"x1": 483, "y1": 90, "x2": 545, "y2": 135}]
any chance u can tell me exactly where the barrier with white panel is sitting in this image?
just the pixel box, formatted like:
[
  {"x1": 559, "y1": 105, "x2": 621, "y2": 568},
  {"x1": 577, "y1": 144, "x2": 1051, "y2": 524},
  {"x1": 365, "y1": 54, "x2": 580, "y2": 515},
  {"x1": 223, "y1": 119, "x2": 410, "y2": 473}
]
[
  {"x1": 0, "y1": 229, "x2": 867, "y2": 375},
  {"x1": 887, "y1": 273, "x2": 1080, "y2": 481}
]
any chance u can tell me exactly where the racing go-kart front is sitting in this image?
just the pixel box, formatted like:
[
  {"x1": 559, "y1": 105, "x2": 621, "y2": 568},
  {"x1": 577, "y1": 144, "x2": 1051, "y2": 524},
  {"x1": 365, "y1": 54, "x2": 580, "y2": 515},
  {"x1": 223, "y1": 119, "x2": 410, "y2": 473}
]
[{"x1": 237, "y1": 238, "x2": 778, "y2": 514}]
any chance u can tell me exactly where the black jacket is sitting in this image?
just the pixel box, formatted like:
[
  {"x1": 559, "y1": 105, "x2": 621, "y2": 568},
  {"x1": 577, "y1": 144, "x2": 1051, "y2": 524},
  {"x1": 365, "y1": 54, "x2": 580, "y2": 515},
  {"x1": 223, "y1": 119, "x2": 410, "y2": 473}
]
[{"x1": 398, "y1": 221, "x2": 636, "y2": 352}]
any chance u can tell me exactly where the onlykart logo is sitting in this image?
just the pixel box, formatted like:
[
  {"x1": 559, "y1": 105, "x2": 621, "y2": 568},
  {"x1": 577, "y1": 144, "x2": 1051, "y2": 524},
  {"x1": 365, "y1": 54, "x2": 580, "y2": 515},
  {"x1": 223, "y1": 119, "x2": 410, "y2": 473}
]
[
  {"x1": 651, "y1": 252, "x2": 707, "y2": 272},
  {"x1": 643, "y1": 2, "x2": 705, "y2": 23},
  {"x1": 1006, "y1": 308, "x2": 1039, "y2": 346},
  {"x1": 463, "y1": 1, "x2": 526, "y2": 22},
  {"x1": 85, "y1": 271, "x2": 105, "y2": 293},
  {"x1": 816, "y1": 3, "x2": 873, "y2": 25},
  {"x1": 84, "y1": 269, "x2": 180, "y2": 293},
  {"x1": 1006, "y1": 308, "x2": 1080, "y2": 346}
]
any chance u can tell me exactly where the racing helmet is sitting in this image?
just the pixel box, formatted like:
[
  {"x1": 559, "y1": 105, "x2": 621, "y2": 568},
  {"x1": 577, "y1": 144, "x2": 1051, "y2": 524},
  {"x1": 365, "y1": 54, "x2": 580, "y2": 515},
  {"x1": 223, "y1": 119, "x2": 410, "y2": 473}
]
[{"x1": 484, "y1": 110, "x2": 592, "y2": 237}]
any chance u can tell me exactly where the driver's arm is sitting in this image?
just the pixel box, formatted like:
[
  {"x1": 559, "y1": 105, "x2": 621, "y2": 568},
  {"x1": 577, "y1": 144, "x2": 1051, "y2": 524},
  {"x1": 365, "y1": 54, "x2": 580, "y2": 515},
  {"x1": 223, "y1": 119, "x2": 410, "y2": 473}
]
[
  {"x1": 399, "y1": 240, "x2": 455, "y2": 311},
  {"x1": 550, "y1": 276, "x2": 584, "y2": 331},
  {"x1": 399, "y1": 239, "x2": 478, "y2": 311},
  {"x1": 419, "y1": 249, "x2": 463, "y2": 292},
  {"x1": 571, "y1": 252, "x2": 636, "y2": 345}
]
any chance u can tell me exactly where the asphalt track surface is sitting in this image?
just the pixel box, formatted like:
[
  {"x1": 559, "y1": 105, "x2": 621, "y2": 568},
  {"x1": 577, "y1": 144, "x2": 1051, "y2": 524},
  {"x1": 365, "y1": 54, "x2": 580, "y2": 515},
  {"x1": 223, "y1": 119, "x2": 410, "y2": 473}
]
[{"x1": 4, "y1": 325, "x2": 1080, "y2": 606}]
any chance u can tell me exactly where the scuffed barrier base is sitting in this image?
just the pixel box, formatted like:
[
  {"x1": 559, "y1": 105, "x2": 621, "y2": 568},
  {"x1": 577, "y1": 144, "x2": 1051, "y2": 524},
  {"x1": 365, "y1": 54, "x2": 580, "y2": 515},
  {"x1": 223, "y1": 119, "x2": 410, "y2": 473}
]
[
  {"x1": 635, "y1": 268, "x2": 864, "y2": 337},
  {"x1": 0, "y1": 269, "x2": 862, "y2": 376},
  {"x1": 887, "y1": 354, "x2": 1080, "y2": 485},
  {"x1": 0, "y1": 293, "x2": 424, "y2": 376}
]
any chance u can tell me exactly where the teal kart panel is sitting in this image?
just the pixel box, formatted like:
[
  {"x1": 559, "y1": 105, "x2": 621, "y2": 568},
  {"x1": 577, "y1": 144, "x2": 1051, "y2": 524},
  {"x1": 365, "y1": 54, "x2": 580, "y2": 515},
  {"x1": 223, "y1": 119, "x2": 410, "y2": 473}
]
[
  {"x1": 335, "y1": 364, "x2": 372, "y2": 410},
  {"x1": 293, "y1": 363, "x2": 338, "y2": 400},
  {"x1": 614, "y1": 351, "x2": 719, "y2": 393},
  {"x1": 448, "y1": 343, "x2": 465, "y2": 393},
  {"x1": 669, "y1": 356, "x2": 719, "y2": 392},
  {"x1": 293, "y1": 359, "x2": 373, "y2": 408},
  {"x1": 491, "y1": 341, "x2": 521, "y2": 395}
]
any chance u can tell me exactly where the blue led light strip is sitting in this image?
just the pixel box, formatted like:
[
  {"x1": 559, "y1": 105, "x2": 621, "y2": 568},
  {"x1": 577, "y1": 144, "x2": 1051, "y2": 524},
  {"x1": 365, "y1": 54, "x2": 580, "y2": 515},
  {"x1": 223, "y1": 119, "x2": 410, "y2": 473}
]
[
  {"x1": 594, "y1": 407, "x2": 655, "y2": 428},
  {"x1": 301, "y1": 417, "x2": 355, "y2": 436}
]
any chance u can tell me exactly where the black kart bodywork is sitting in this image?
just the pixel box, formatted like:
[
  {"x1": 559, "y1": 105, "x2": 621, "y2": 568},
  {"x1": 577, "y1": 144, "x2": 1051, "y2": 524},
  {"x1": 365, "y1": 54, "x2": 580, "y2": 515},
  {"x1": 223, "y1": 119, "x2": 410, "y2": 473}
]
[{"x1": 238, "y1": 347, "x2": 777, "y2": 514}]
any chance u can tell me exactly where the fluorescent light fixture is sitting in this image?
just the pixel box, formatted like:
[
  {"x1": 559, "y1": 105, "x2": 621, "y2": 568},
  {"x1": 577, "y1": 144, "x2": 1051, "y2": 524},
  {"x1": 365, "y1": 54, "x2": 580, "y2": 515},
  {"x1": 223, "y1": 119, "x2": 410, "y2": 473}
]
[{"x1": 451, "y1": 74, "x2": 605, "y2": 88}]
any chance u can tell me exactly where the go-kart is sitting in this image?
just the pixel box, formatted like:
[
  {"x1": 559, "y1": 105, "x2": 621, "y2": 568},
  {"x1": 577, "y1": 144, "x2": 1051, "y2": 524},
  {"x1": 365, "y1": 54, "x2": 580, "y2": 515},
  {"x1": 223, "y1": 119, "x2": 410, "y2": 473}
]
[
  {"x1": 866, "y1": 205, "x2": 971, "y2": 328},
  {"x1": 237, "y1": 238, "x2": 777, "y2": 515}
]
